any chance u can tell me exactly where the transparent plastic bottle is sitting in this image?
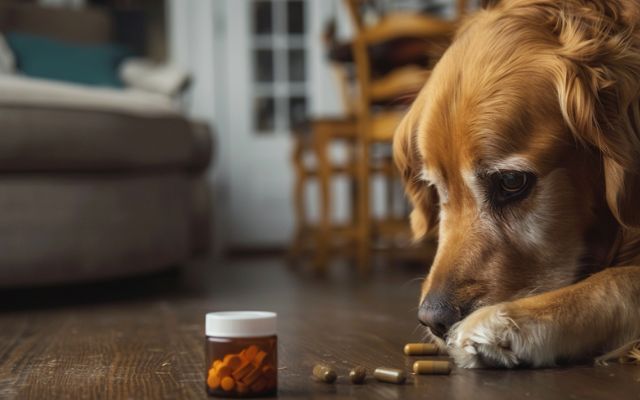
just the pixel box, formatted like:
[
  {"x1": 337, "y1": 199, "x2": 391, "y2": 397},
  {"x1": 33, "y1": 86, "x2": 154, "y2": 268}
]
[{"x1": 205, "y1": 311, "x2": 277, "y2": 398}]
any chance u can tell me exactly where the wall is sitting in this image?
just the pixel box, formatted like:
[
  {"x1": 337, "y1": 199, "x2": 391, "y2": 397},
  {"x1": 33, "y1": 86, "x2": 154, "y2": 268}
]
[
  {"x1": 166, "y1": 0, "x2": 227, "y2": 252},
  {"x1": 167, "y1": 0, "x2": 349, "y2": 250}
]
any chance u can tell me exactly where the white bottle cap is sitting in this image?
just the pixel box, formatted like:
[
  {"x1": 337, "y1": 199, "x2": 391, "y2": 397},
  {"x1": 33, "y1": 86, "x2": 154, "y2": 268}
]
[{"x1": 206, "y1": 311, "x2": 277, "y2": 338}]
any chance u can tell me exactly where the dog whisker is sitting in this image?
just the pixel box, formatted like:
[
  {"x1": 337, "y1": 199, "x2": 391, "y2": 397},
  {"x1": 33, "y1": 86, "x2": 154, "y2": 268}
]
[{"x1": 401, "y1": 276, "x2": 425, "y2": 289}]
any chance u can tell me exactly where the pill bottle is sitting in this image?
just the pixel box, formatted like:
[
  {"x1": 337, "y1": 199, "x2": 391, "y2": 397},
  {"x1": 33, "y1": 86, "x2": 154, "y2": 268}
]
[{"x1": 205, "y1": 311, "x2": 277, "y2": 398}]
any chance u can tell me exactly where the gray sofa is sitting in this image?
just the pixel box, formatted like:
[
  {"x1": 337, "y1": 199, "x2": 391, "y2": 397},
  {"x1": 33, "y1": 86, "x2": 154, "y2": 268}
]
[{"x1": 0, "y1": 4, "x2": 212, "y2": 286}]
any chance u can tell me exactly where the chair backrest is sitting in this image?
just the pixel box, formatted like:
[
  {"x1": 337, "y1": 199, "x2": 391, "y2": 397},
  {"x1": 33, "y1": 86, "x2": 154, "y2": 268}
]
[
  {"x1": 331, "y1": 64, "x2": 358, "y2": 118},
  {"x1": 323, "y1": 18, "x2": 359, "y2": 118},
  {"x1": 345, "y1": 0, "x2": 469, "y2": 30},
  {"x1": 346, "y1": 0, "x2": 468, "y2": 103},
  {"x1": 344, "y1": 0, "x2": 364, "y2": 31},
  {"x1": 344, "y1": 0, "x2": 468, "y2": 140}
]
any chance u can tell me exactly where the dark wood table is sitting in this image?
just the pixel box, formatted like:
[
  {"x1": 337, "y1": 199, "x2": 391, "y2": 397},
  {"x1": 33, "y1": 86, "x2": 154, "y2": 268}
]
[{"x1": 1, "y1": 257, "x2": 638, "y2": 399}]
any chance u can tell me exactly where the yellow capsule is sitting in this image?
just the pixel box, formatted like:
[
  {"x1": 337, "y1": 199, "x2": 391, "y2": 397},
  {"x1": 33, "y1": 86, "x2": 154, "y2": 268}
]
[
  {"x1": 413, "y1": 360, "x2": 451, "y2": 375},
  {"x1": 349, "y1": 366, "x2": 367, "y2": 384},
  {"x1": 373, "y1": 367, "x2": 406, "y2": 384},
  {"x1": 312, "y1": 364, "x2": 337, "y2": 383},
  {"x1": 403, "y1": 343, "x2": 439, "y2": 356}
]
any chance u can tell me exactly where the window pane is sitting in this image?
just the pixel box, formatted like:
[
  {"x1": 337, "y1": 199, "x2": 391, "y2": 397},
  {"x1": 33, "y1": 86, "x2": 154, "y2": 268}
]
[
  {"x1": 253, "y1": 1, "x2": 272, "y2": 34},
  {"x1": 289, "y1": 97, "x2": 306, "y2": 127},
  {"x1": 288, "y1": 49, "x2": 305, "y2": 82},
  {"x1": 254, "y1": 50, "x2": 274, "y2": 82},
  {"x1": 256, "y1": 97, "x2": 275, "y2": 132},
  {"x1": 287, "y1": 0, "x2": 304, "y2": 34}
]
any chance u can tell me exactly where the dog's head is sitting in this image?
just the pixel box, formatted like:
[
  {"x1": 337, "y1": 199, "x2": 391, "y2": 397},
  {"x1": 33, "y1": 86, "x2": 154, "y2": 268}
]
[{"x1": 394, "y1": 0, "x2": 640, "y2": 340}]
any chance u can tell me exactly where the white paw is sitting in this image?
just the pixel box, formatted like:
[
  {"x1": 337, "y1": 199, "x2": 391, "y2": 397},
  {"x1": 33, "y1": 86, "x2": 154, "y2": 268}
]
[{"x1": 446, "y1": 304, "x2": 526, "y2": 368}]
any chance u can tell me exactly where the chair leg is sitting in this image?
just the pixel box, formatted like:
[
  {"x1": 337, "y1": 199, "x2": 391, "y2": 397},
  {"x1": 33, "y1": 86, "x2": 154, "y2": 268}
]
[
  {"x1": 356, "y1": 137, "x2": 371, "y2": 273},
  {"x1": 348, "y1": 139, "x2": 359, "y2": 254},
  {"x1": 314, "y1": 125, "x2": 331, "y2": 273},
  {"x1": 386, "y1": 163, "x2": 396, "y2": 220},
  {"x1": 386, "y1": 161, "x2": 399, "y2": 262},
  {"x1": 289, "y1": 136, "x2": 307, "y2": 264}
]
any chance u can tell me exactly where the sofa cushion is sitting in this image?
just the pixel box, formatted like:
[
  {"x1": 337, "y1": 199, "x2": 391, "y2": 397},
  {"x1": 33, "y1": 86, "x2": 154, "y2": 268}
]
[
  {"x1": 0, "y1": 106, "x2": 212, "y2": 172},
  {"x1": 6, "y1": 32, "x2": 131, "y2": 88}
]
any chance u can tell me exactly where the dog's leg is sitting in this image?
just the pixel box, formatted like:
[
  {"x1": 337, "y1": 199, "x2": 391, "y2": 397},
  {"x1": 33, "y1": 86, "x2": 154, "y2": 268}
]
[{"x1": 447, "y1": 266, "x2": 640, "y2": 368}]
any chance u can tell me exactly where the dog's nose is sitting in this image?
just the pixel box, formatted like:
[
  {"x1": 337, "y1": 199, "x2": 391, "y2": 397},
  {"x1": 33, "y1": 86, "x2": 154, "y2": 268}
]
[{"x1": 418, "y1": 294, "x2": 461, "y2": 338}]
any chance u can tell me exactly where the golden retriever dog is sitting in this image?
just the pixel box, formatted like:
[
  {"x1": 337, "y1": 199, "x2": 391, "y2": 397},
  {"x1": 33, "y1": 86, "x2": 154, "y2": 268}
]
[{"x1": 394, "y1": 0, "x2": 640, "y2": 368}]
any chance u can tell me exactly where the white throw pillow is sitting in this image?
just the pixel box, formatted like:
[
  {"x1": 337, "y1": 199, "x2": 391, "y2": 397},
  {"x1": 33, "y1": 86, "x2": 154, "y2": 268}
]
[
  {"x1": 0, "y1": 34, "x2": 16, "y2": 74},
  {"x1": 119, "y1": 58, "x2": 190, "y2": 97}
]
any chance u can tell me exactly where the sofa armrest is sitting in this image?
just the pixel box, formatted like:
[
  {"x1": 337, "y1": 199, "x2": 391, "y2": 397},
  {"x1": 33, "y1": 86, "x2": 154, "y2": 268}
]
[{"x1": 188, "y1": 121, "x2": 214, "y2": 173}]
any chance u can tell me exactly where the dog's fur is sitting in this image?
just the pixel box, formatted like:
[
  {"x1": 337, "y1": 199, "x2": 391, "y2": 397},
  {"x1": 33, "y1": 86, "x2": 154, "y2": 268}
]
[{"x1": 394, "y1": 0, "x2": 640, "y2": 368}]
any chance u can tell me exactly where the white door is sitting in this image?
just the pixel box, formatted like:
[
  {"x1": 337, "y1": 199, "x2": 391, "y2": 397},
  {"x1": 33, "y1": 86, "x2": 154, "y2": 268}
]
[{"x1": 220, "y1": 0, "x2": 342, "y2": 248}]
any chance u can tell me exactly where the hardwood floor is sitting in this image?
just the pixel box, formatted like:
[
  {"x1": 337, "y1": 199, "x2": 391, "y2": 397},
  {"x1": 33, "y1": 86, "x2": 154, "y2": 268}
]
[{"x1": 0, "y1": 257, "x2": 638, "y2": 399}]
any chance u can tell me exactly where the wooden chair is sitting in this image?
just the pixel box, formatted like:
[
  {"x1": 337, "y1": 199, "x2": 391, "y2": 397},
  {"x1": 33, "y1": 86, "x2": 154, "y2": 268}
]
[
  {"x1": 344, "y1": 0, "x2": 469, "y2": 271},
  {"x1": 290, "y1": 117, "x2": 359, "y2": 271},
  {"x1": 289, "y1": 30, "x2": 361, "y2": 271}
]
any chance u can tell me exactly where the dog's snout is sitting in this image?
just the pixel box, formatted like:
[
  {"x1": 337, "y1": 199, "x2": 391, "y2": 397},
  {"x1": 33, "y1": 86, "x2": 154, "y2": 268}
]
[{"x1": 418, "y1": 293, "x2": 462, "y2": 338}]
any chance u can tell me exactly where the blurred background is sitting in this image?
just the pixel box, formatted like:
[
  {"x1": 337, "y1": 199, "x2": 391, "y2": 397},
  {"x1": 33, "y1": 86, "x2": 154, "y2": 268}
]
[{"x1": 0, "y1": 0, "x2": 479, "y2": 290}]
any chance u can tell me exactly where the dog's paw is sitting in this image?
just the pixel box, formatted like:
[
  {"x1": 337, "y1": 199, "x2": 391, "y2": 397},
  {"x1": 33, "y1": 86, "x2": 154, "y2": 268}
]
[{"x1": 446, "y1": 304, "x2": 528, "y2": 368}]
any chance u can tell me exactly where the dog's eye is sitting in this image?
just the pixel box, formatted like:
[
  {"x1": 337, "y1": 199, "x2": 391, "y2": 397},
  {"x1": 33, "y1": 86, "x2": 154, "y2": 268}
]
[
  {"x1": 500, "y1": 171, "x2": 527, "y2": 193},
  {"x1": 487, "y1": 170, "x2": 535, "y2": 206}
]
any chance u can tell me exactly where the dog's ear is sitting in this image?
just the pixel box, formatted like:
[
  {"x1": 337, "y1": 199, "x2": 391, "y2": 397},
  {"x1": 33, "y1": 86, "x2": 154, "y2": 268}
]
[
  {"x1": 554, "y1": 1, "x2": 640, "y2": 227},
  {"x1": 393, "y1": 96, "x2": 440, "y2": 240},
  {"x1": 602, "y1": 158, "x2": 640, "y2": 227}
]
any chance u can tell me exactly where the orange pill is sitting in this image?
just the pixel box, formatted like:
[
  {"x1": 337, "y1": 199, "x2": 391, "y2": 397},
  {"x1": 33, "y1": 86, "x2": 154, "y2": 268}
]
[
  {"x1": 232, "y1": 361, "x2": 254, "y2": 381},
  {"x1": 212, "y1": 360, "x2": 222, "y2": 370},
  {"x1": 209, "y1": 363, "x2": 220, "y2": 377},
  {"x1": 224, "y1": 354, "x2": 243, "y2": 370},
  {"x1": 216, "y1": 365, "x2": 232, "y2": 379},
  {"x1": 253, "y1": 350, "x2": 267, "y2": 367},
  {"x1": 207, "y1": 374, "x2": 220, "y2": 389},
  {"x1": 244, "y1": 345, "x2": 259, "y2": 361},
  {"x1": 221, "y1": 376, "x2": 235, "y2": 391},
  {"x1": 242, "y1": 365, "x2": 262, "y2": 385}
]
